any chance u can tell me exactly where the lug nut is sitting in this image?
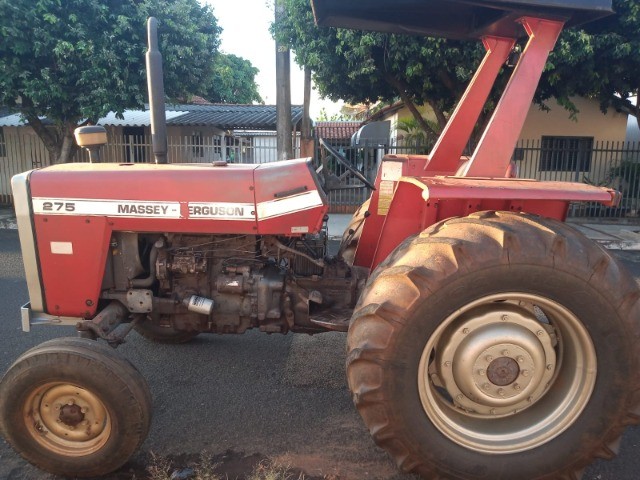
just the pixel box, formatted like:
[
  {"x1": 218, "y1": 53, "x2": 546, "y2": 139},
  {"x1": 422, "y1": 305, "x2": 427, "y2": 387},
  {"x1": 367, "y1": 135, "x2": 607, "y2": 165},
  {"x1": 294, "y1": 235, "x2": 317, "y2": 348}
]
[
  {"x1": 478, "y1": 369, "x2": 486, "y2": 376},
  {"x1": 516, "y1": 356, "x2": 524, "y2": 363},
  {"x1": 501, "y1": 315, "x2": 509, "y2": 321},
  {"x1": 490, "y1": 409, "x2": 497, "y2": 415},
  {"x1": 537, "y1": 330, "x2": 544, "y2": 336},
  {"x1": 455, "y1": 394, "x2": 463, "y2": 401},
  {"x1": 521, "y1": 370, "x2": 530, "y2": 377},
  {"x1": 462, "y1": 328, "x2": 470, "y2": 334},
  {"x1": 444, "y1": 361, "x2": 452, "y2": 367},
  {"x1": 502, "y1": 350, "x2": 510, "y2": 356},
  {"x1": 482, "y1": 383, "x2": 490, "y2": 390},
  {"x1": 498, "y1": 388, "x2": 505, "y2": 396},
  {"x1": 486, "y1": 355, "x2": 493, "y2": 362},
  {"x1": 546, "y1": 364, "x2": 554, "y2": 370},
  {"x1": 513, "y1": 383, "x2": 521, "y2": 391}
]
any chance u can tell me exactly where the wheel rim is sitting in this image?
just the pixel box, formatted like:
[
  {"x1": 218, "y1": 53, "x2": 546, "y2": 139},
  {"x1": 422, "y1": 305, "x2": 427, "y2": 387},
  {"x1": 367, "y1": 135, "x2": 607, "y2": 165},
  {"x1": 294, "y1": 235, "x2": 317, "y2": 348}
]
[
  {"x1": 418, "y1": 293, "x2": 596, "y2": 454},
  {"x1": 24, "y1": 382, "x2": 111, "y2": 456}
]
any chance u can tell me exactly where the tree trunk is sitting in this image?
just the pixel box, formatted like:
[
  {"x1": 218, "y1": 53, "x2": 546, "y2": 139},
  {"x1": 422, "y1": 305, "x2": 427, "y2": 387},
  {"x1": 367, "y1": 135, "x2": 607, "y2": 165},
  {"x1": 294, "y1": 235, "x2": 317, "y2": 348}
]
[
  {"x1": 383, "y1": 73, "x2": 439, "y2": 138},
  {"x1": 58, "y1": 123, "x2": 79, "y2": 163},
  {"x1": 425, "y1": 98, "x2": 448, "y2": 131},
  {"x1": 26, "y1": 115, "x2": 79, "y2": 164},
  {"x1": 300, "y1": 67, "x2": 314, "y2": 158}
]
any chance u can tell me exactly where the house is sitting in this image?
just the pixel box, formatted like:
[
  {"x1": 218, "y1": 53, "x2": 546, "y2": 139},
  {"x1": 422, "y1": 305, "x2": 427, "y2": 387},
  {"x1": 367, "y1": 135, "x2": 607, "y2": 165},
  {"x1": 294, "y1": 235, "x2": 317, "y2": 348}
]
[
  {"x1": 89, "y1": 103, "x2": 305, "y2": 164},
  {"x1": 368, "y1": 97, "x2": 631, "y2": 184},
  {"x1": 0, "y1": 104, "x2": 304, "y2": 204}
]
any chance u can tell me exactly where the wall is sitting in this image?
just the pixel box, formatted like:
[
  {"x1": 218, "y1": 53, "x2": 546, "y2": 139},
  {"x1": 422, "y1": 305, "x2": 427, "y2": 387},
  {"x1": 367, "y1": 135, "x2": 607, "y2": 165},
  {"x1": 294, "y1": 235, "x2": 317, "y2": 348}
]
[
  {"x1": 0, "y1": 127, "x2": 50, "y2": 203},
  {"x1": 519, "y1": 97, "x2": 627, "y2": 143},
  {"x1": 516, "y1": 98, "x2": 628, "y2": 183}
]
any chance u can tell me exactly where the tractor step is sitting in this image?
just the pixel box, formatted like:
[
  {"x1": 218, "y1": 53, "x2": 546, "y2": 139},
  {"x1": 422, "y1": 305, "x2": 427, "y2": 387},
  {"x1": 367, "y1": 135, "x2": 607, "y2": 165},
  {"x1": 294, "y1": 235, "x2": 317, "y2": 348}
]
[{"x1": 309, "y1": 308, "x2": 353, "y2": 332}]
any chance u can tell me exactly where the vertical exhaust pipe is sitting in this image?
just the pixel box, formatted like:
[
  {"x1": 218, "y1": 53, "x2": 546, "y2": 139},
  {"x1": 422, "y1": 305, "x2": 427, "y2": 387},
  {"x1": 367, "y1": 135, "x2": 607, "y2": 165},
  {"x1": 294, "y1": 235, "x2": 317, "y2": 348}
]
[{"x1": 146, "y1": 17, "x2": 168, "y2": 164}]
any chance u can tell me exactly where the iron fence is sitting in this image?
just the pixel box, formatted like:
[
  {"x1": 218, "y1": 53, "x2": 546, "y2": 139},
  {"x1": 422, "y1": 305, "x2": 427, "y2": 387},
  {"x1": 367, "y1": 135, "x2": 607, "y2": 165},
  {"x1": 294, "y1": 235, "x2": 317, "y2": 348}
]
[
  {"x1": 0, "y1": 131, "x2": 300, "y2": 204},
  {"x1": 513, "y1": 139, "x2": 640, "y2": 219},
  {"x1": 318, "y1": 140, "x2": 640, "y2": 220},
  {"x1": 2, "y1": 129, "x2": 640, "y2": 222},
  {"x1": 74, "y1": 133, "x2": 299, "y2": 164}
]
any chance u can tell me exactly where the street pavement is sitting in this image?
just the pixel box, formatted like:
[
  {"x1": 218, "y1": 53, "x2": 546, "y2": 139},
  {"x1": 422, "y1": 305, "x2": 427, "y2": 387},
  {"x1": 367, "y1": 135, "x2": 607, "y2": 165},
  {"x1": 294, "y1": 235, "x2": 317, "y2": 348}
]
[{"x1": 1, "y1": 226, "x2": 640, "y2": 479}]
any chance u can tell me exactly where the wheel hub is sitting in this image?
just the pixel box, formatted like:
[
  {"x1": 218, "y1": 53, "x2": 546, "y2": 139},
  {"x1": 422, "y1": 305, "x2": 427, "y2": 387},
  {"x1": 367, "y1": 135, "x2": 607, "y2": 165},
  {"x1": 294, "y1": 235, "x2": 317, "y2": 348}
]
[
  {"x1": 487, "y1": 357, "x2": 519, "y2": 386},
  {"x1": 420, "y1": 292, "x2": 597, "y2": 454},
  {"x1": 59, "y1": 403, "x2": 85, "y2": 427},
  {"x1": 436, "y1": 304, "x2": 556, "y2": 416},
  {"x1": 25, "y1": 382, "x2": 111, "y2": 455}
]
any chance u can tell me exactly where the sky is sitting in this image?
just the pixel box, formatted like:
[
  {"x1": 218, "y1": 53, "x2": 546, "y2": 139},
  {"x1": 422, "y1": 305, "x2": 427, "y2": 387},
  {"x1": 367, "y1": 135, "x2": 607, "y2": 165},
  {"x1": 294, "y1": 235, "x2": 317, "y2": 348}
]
[{"x1": 204, "y1": 0, "x2": 342, "y2": 119}]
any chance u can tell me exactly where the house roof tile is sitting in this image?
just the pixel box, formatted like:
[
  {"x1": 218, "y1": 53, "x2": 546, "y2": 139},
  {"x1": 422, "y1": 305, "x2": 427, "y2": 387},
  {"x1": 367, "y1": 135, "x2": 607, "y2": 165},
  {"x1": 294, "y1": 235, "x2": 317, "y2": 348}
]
[
  {"x1": 166, "y1": 104, "x2": 304, "y2": 130},
  {"x1": 315, "y1": 121, "x2": 362, "y2": 140},
  {"x1": 0, "y1": 104, "x2": 305, "y2": 131}
]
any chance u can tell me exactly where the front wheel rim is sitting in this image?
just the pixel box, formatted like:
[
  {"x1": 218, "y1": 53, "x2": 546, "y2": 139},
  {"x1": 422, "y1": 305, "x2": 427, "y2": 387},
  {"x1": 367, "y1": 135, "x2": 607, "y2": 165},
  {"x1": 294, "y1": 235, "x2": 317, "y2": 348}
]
[
  {"x1": 418, "y1": 292, "x2": 596, "y2": 454},
  {"x1": 24, "y1": 382, "x2": 112, "y2": 456}
]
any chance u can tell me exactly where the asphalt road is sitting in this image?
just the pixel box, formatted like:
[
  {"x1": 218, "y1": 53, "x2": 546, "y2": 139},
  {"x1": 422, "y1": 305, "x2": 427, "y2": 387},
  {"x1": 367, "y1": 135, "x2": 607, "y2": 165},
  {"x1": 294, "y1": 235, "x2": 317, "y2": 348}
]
[{"x1": 0, "y1": 228, "x2": 639, "y2": 480}]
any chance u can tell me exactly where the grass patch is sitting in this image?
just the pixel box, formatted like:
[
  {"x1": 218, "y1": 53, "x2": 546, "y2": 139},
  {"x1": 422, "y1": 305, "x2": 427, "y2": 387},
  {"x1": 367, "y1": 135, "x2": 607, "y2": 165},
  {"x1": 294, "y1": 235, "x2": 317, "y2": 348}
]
[
  {"x1": 247, "y1": 460, "x2": 304, "y2": 480},
  {"x1": 146, "y1": 452, "x2": 307, "y2": 480}
]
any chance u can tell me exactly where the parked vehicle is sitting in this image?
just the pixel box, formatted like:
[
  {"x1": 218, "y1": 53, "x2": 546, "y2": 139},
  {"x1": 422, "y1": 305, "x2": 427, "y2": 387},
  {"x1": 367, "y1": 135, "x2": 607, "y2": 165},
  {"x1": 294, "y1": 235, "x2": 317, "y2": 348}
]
[{"x1": 1, "y1": 1, "x2": 638, "y2": 479}]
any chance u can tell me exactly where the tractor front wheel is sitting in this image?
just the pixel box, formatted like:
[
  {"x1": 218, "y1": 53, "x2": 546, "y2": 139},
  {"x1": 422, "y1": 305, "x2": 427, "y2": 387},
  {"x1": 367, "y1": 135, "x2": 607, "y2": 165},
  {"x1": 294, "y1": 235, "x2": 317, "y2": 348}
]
[
  {"x1": 347, "y1": 211, "x2": 640, "y2": 479},
  {"x1": 0, "y1": 337, "x2": 152, "y2": 477}
]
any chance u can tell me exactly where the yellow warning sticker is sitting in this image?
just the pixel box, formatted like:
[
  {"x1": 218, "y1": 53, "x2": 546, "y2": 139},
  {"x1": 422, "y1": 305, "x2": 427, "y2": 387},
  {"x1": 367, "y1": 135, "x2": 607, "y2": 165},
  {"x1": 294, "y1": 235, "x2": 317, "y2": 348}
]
[{"x1": 377, "y1": 180, "x2": 395, "y2": 215}]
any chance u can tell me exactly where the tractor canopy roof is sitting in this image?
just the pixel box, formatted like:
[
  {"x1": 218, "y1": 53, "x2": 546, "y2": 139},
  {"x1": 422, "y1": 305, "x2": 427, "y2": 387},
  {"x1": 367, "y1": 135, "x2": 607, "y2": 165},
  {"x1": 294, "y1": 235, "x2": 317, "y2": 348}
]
[{"x1": 311, "y1": 0, "x2": 613, "y2": 39}]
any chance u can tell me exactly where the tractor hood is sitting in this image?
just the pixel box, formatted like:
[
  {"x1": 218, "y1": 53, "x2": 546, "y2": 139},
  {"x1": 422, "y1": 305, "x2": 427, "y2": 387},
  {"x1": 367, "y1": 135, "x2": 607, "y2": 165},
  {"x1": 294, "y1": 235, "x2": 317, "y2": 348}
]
[{"x1": 24, "y1": 159, "x2": 328, "y2": 237}]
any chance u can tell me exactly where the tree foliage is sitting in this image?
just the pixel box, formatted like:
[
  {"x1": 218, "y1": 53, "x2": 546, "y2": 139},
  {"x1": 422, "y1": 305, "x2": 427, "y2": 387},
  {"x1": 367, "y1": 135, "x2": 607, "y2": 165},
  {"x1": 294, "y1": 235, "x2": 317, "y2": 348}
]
[
  {"x1": 541, "y1": 0, "x2": 640, "y2": 118},
  {"x1": 274, "y1": 0, "x2": 640, "y2": 139},
  {"x1": 205, "y1": 53, "x2": 263, "y2": 104},
  {"x1": 0, "y1": 0, "x2": 221, "y2": 163}
]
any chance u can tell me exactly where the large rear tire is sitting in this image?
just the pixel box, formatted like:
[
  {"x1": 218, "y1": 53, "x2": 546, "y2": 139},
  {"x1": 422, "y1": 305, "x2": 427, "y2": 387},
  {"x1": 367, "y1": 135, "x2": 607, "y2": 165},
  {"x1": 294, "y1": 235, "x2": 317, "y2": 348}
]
[
  {"x1": 347, "y1": 211, "x2": 640, "y2": 479},
  {"x1": 0, "y1": 337, "x2": 152, "y2": 477}
]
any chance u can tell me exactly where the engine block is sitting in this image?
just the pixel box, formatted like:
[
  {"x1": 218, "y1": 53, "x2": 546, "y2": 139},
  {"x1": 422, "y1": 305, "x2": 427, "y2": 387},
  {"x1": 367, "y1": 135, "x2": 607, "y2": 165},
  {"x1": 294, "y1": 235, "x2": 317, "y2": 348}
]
[{"x1": 102, "y1": 231, "x2": 358, "y2": 335}]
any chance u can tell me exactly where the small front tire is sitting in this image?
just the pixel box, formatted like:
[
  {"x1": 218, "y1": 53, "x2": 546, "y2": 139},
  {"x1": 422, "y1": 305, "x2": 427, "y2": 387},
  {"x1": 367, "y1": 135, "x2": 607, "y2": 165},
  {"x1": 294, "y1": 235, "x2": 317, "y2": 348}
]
[{"x1": 0, "y1": 337, "x2": 152, "y2": 477}]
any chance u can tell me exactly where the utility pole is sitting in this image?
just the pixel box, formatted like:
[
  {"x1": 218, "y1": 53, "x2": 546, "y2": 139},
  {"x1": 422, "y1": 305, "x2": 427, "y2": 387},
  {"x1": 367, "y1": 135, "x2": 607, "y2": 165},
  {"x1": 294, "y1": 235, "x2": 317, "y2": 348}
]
[{"x1": 275, "y1": 0, "x2": 293, "y2": 160}]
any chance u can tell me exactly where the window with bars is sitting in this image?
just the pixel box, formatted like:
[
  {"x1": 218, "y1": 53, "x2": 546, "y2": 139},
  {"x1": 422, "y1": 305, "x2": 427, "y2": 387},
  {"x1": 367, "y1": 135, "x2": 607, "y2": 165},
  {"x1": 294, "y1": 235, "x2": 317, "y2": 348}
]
[{"x1": 539, "y1": 136, "x2": 593, "y2": 172}]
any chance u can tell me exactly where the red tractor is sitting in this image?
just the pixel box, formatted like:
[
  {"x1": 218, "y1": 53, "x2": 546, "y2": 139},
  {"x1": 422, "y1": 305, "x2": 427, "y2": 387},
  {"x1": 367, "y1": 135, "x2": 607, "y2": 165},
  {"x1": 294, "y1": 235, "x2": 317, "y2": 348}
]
[{"x1": 1, "y1": 1, "x2": 638, "y2": 479}]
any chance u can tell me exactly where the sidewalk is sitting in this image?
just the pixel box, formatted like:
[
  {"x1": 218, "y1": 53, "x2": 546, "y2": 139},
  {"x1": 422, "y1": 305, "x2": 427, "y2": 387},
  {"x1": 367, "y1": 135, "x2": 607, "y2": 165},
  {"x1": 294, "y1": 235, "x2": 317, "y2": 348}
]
[
  {"x1": 2, "y1": 205, "x2": 640, "y2": 251},
  {"x1": 0, "y1": 206, "x2": 16, "y2": 230}
]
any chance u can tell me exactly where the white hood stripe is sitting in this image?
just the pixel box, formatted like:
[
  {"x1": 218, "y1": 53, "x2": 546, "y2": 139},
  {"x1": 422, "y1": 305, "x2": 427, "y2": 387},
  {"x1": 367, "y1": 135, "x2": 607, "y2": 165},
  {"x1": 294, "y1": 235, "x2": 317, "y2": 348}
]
[{"x1": 32, "y1": 190, "x2": 324, "y2": 222}]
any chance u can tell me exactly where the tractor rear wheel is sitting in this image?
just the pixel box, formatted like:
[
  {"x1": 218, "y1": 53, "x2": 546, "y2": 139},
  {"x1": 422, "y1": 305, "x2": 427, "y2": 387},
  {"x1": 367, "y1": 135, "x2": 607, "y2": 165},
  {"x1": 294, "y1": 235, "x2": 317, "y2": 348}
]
[
  {"x1": 0, "y1": 337, "x2": 152, "y2": 477},
  {"x1": 347, "y1": 211, "x2": 640, "y2": 479}
]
